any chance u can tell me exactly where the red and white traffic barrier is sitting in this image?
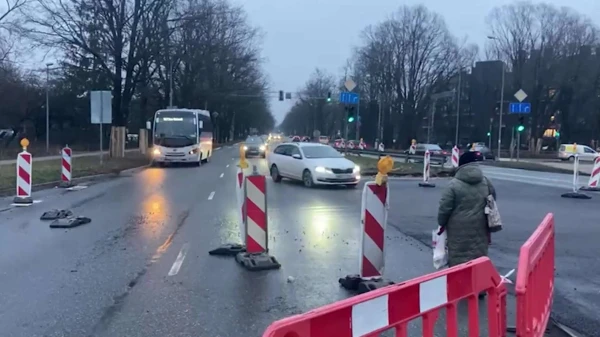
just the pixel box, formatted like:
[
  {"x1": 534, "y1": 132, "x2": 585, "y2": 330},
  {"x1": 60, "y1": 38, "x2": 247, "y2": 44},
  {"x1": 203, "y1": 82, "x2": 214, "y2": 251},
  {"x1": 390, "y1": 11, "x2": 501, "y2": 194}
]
[
  {"x1": 234, "y1": 167, "x2": 280, "y2": 270},
  {"x1": 245, "y1": 174, "x2": 267, "y2": 253},
  {"x1": 419, "y1": 150, "x2": 435, "y2": 188},
  {"x1": 13, "y1": 150, "x2": 33, "y2": 205},
  {"x1": 561, "y1": 154, "x2": 591, "y2": 199},
  {"x1": 348, "y1": 141, "x2": 355, "y2": 150},
  {"x1": 378, "y1": 143, "x2": 384, "y2": 152},
  {"x1": 59, "y1": 146, "x2": 73, "y2": 187},
  {"x1": 340, "y1": 180, "x2": 394, "y2": 292},
  {"x1": 360, "y1": 182, "x2": 389, "y2": 278},
  {"x1": 409, "y1": 143, "x2": 416, "y2": 154},
  {"x1": 451, "y1": 146, "x2": 459, "y2": 168},
  {"x1": 236, "y1": 168, "x2": 246, "y2": 240},
  {"x1": 581, "y1": 156, "x2": 600, "y2": 192}
]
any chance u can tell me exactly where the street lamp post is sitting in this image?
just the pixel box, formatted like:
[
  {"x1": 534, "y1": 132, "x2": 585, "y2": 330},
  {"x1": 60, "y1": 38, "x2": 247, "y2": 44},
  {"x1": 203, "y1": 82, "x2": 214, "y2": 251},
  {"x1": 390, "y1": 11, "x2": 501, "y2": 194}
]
[
  {"x1": 45, "y1": 62, "x2": 54, "y2": 153},
  {"x1": 487, "y1": 36, "x2": 506, "y2": 160},
  {"x1": 455, "y1": 70, "x2": 461, "y2": 146}
]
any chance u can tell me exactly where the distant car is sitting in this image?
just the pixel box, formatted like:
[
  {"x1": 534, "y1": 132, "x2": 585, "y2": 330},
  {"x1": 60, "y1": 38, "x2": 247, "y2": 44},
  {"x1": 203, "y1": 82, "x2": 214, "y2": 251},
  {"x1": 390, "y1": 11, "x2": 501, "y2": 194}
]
[
  {"x1": 558, "y1": 143, "x2": 598, "y2": 162},
  {"x1": 268, "y1": 142, "x2": 360, "y2": 188},
  {"x1": 405, "y1": 143, "x2": 449, "y2": 163},
  {"x1": 244, "y1": 136, "x2": 267, "y2": 158},
  {"x1": 318, "y1": 136, "x2": 329, "y2": 144},
  {"x1": 473, "y1": 145, "x2": 495, "y2": 160}
]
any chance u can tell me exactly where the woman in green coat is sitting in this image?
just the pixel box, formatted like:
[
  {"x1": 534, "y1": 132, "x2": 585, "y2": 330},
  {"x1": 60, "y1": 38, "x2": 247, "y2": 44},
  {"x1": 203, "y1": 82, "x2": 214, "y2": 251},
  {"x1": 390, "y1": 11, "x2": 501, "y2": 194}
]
[{"x1": 437, "y1": 151, "x2": 496, "y2": 267}]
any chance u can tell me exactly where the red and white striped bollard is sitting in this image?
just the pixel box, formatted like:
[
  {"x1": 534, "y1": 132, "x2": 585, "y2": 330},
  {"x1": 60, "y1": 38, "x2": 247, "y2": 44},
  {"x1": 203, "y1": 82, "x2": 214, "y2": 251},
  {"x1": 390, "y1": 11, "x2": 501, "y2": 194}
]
[
  {"x1": 13, "y1": 142, "x2": 33, "y2": 205},
  {"x1": 451, "y1": 146, "x2": 459, "y2": 168},
  {"x1": 235, "y1": 165, "x2": 280, "y2": 270},
  {"x1": 340, "y1": 180, "x2": 394, "y2": 293},
  {"x1": 581, "y1": 156, "x2": 600, "y2": 192},
  {"x1": 419, "y1": 149, "x2": 435, "y2": 187},
  {"x1": 59, "y1": 146, "x2": 73, "y2": 187}
]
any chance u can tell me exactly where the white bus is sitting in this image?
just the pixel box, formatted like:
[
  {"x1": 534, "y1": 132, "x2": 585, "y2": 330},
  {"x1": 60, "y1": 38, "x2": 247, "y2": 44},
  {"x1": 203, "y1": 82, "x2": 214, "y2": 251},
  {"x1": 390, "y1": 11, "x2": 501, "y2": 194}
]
[{"x1": 151, "y1": 108, "x2": 213, "y2": 166}]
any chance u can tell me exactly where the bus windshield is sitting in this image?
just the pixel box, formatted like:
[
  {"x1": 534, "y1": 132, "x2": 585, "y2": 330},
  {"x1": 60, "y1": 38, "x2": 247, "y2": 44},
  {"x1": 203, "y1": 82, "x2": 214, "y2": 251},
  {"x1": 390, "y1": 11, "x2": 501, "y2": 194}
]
[{"x1": 154, "y1": 111, "x2": 197, "y2": 147}]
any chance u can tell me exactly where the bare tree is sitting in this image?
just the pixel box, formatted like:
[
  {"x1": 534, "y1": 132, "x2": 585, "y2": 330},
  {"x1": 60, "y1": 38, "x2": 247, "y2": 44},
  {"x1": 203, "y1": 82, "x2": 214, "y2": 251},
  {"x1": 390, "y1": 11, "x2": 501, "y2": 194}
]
[
  {"x1": 486, "y1": 2, "x2": 599, "y2": 144},
  {"x1": 21, "y1": 0, "x2": 171, "y2": 126},
  {"x1": 350, "y1": 5, "x2": 467, "y2": 146}
]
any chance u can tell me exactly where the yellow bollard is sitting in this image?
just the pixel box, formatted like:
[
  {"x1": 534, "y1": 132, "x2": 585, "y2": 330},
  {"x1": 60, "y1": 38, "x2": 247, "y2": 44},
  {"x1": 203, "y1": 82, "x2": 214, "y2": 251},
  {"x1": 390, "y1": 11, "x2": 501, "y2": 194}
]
[
  {"x1": 375, "y1": 155, "x2": 394, "y2": 186},
  {"x1": 238, "y1": 143, "x2": 249, "y2": 169}
]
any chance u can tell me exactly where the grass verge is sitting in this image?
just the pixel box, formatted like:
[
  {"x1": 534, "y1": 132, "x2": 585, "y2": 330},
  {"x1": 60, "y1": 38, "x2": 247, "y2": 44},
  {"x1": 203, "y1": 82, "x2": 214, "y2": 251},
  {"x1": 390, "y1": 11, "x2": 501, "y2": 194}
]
[
  {"x1": 346, "y1": 154, "x2": 452, "y2": 177},
  {"x1": 0, "y1": 153, "x2": 150, "y2": 192},
  {"x1": 480, "y1": 160, "x2": 586, "y2": 176}
]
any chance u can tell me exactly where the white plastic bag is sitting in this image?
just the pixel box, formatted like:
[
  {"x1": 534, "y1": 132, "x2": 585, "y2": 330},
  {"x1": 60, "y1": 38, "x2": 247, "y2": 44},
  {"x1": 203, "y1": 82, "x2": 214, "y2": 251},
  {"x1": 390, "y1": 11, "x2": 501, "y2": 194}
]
[{"x1": 432, "y1": 228, "x2": 448, "y2": 270}]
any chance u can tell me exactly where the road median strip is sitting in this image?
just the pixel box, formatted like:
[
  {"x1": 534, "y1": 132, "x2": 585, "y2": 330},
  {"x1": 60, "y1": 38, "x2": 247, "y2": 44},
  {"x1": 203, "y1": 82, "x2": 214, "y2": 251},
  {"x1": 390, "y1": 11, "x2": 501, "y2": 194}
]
[
  {"x1": 346, "y1": 155, "x2": 453, "y2": 177},
  {"x1": 0, "y1": 153, "x2": 150, "y2": 195},
  {"x1": 481, "y1": 160, "x2": 589, "y2": 176}
]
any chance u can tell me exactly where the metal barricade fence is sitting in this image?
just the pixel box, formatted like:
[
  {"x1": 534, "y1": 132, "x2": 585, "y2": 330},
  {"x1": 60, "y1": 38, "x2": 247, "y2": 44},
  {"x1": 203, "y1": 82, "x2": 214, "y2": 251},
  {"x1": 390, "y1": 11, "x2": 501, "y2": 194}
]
[
  {"x1": 516, "y1": 213, "x2": 555, "y2": 337},
  {"x1": 262, "y1": 257, "x2": 507, "y2": 337}
]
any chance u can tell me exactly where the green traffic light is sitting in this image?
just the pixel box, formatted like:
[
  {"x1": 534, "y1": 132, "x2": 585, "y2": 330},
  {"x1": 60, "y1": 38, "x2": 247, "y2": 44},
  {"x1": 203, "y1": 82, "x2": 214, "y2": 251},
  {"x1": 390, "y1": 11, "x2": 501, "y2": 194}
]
[
  {"x1": 348, "y1": 117, "x2": 355, "y2": 122},
  {"x1": 517, "y1": 125, "x2": 525, "y2": 132},
  {"x1": 487, "y1": 132, "x2": 491, "y2": 136},
  {"x1": 555, "y1": 131, "x2": 560, "y2": 137},
  {"x1": 327, "y1": 98, "x2": 331, "y2": 102}
]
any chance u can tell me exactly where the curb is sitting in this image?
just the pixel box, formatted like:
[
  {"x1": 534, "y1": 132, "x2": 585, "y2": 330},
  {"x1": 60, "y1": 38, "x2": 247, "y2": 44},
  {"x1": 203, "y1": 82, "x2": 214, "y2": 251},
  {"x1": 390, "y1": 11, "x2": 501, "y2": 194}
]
[{"x1": 0, "y1": 163, "x2": 150, "y2": 198}]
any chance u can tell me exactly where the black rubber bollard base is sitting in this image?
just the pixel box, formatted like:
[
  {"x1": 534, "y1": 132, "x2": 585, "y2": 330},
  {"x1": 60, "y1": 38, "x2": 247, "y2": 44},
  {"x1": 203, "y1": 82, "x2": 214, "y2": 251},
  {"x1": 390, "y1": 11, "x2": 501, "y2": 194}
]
[
  {"x1": 40, "y1": 209, "x2": 73, "y2": 220},
  {"x1": 208, "y1": 243, "x2": 246, "y2": 256},
  {"x1": 561, "y1": 192, "x2": 592, "y2": 199},
  {"x1": 235, "y1": 252, "x2": 281, "y2": 271},
  {"x1": 49, "y1": 216, "x2": 92, "y2": 228},
  {"x1": 12, "y1": 196, "x2": 33, "y2": 204},
  {"x1": 59, "y1": 181, "x2": 73, "y2": 188},
  {"x1": 580, "y1": 186, "x2": 600, "y2": 192},
  {"x1": 339, "y1": 274, "x2": 394, "y2": 294},
  {"x1": 418, "y1": 182, "x2": 436, "y2": 188}
]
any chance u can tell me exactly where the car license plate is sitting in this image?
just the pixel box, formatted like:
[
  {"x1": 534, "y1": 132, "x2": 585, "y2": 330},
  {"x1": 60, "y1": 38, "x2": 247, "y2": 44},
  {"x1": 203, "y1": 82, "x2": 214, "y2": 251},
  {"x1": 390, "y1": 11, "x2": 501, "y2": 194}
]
[{"x1": 337, "y1": 174, "x2": 351, "y2": 179}]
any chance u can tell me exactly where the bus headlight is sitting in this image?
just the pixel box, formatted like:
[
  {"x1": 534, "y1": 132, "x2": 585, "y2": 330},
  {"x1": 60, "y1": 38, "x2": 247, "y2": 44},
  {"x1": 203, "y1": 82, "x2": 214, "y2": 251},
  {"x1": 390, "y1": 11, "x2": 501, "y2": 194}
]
[
  {"x1": 153, "y1": 148, "x2": 161, "y2": 156},
  {"x1": 189, "y1": 148, "x2": 199, "y2": 154}
]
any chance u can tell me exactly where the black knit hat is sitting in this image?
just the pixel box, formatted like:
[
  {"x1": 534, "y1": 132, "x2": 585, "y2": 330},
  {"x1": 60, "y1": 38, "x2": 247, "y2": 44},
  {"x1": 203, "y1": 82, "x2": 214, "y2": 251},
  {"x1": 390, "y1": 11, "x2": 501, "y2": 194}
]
[{"x1": 459, "y1": 151, "x2": 478, "y2": 166}]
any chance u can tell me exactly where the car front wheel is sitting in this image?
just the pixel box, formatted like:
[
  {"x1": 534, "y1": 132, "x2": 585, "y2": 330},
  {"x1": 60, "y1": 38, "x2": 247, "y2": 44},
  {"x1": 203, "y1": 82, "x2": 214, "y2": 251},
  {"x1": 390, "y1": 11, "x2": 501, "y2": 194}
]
[
  {"x1": 270, "y1": 165, "x2": 282, "y2": 183},
  {"x1": 302, "y1": 170, "x2": 314, "y2": 188}
]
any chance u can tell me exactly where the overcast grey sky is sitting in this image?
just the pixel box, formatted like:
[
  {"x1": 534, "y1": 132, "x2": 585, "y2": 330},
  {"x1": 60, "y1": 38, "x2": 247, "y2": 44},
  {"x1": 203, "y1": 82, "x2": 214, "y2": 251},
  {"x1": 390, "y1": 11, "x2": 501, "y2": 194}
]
[{"x1": 231, "y1": 0, "x2": 600, "y2": 125}]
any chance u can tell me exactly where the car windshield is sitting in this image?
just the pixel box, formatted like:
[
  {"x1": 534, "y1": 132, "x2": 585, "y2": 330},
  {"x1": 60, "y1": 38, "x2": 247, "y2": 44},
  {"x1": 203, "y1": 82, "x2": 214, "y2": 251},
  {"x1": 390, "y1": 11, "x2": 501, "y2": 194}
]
[
  {"x1": 245, "y1": 137, "x2": 264, "y2": 144},
  {"x1": 302, "y1": 145, "x2": 343, "y2": 158}
]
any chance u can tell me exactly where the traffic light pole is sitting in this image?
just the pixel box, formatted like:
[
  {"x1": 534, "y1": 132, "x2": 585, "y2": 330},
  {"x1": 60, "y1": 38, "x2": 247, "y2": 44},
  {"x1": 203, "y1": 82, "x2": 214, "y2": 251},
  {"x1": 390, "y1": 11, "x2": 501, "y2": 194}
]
[
  {"x1": 516, "y1": 128, "x2": 521, "y2": 162},
  {"x1": 355, "y1": 102, "x2": 360, "y2": 141}
]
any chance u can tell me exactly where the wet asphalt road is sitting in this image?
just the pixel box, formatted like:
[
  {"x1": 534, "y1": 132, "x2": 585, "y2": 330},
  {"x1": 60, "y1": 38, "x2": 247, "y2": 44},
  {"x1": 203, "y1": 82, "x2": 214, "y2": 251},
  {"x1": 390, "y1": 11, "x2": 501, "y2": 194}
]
[
  {"x1": 390, "y1": 167, "x2": 600, "y2": 337},
  {"x1": 0, "y1": 145, "x2": 595, "y2": 337}
]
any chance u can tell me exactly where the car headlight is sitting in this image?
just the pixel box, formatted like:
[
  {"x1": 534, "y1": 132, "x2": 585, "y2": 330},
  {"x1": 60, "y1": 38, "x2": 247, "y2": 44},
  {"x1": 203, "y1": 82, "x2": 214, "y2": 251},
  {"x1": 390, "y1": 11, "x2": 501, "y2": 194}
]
[
  {"x1": 315, "y1": 166, "x2": 332, "y2": 174},
  {"x1": 353, "y1": 165, "x2": 360, "y2": 173},
  {"x1": 259, "y1": 145, "x2": 266, "y2": 151},
  {"x1": 153, "y1": 148, "x2": 160, "y2": 156},
  {"x1": 243, "y1": 146, "x2": 248, "y2": 150}
]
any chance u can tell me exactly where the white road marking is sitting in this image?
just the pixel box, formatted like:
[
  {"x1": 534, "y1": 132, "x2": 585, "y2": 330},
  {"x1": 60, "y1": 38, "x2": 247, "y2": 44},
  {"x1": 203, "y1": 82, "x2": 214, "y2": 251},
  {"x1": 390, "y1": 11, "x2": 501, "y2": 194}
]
[
  {"x1": 168, "y1": 243, "x2": 190, "y2": 276},
  {"x1": 215, "y1": 147, "x2": 221, "y2": 151},
  {"x1": 226, "y1": 164, "x2": 229, "y2": 168},
  {"x1": 219, "y1": 173, "x2": 224, "y2": 178},
  {"x1": 208, "y1": 191, "x2": 215, "y2": 200}
]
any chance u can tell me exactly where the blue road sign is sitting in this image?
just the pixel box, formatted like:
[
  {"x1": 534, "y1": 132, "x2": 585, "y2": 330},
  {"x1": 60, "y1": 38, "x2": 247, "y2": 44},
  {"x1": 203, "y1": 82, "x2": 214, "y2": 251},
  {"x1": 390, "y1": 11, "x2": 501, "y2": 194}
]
[
  {"x1": 509, "y1": 102, "x2": 531, "y2": 114},
  {"x1": 339, "y1": 92, "x2": 359, "y2": 104}
]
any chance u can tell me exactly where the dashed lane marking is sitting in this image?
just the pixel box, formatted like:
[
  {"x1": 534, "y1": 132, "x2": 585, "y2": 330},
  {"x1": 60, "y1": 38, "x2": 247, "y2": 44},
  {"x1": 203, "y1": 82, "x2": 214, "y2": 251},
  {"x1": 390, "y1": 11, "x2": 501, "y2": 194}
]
[
  {"x1": 214, "y1": 147, "x2": 221, "y2": 151},
  {"x1": 220, "y1": 173, "x2": 224, "y2": 178},
  {"x1": 208, "y1": 191, "x2": 215, "y2": 200},
  {"x1": 167, "y1": 243, "x2": 190, "y2": 276},
  {"x1": 226, "y1": 164, "x2": 229, "y2": 168}
]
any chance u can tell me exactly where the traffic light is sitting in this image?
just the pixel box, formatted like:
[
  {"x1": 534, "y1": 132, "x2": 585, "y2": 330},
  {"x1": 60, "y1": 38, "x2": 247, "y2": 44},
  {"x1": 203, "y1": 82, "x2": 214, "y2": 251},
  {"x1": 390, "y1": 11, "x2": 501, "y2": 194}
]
[
  {"x1": 279, "y1": 90, "x2": 284, "y2": 101},
  {"x1": 517, "y1": 116, "x2": 525, "y2": 132},
  {"x1": 487, "y1": 132, "x2": 491, "y2": 137},
  {"x1": 347, "y1": 106, "x2": 355, "y2": 122},
  {"x1": 555, "y1": 131, "x2": 560, "y2": 137},
  {"x1": 327, "y1": 92, "x2": 332, "y2": 102}
]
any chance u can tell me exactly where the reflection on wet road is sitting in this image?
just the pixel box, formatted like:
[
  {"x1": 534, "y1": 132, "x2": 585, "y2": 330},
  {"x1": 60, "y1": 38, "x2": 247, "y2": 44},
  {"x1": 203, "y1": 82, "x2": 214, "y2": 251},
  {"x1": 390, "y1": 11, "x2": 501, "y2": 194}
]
[{"x1": 0, "y1": 145, "x2": 597, "y2": 337}]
